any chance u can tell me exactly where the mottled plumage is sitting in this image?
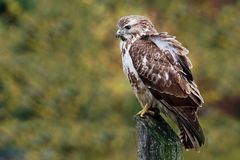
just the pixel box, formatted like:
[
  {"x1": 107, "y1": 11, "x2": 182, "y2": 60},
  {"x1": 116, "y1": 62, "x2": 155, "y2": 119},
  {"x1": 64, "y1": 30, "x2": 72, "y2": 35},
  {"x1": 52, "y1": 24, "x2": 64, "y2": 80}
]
[{"x1": 116, "y1": 15, "x2": 205, "y2": 150}]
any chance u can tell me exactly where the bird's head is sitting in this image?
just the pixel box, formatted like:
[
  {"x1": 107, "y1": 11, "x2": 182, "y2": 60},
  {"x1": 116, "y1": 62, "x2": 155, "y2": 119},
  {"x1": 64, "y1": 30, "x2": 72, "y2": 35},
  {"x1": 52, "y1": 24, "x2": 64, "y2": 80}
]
[{"x1": 116, "y1": 15, "x2": 158, "y2": 41}]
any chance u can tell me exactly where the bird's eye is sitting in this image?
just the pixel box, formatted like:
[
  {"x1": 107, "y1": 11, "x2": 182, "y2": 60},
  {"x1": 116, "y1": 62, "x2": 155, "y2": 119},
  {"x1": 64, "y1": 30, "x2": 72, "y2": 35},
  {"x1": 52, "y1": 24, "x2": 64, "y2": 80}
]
[{"x1": 124, "y1": 25, "x2": 131, "y2": 30}]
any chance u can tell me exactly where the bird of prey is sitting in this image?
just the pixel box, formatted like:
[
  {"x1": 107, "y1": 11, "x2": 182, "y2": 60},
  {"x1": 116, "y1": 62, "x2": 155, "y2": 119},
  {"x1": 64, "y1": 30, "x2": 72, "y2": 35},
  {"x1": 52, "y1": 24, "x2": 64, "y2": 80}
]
[{"x1": 116, "y1": 15, "x2": 205, "y2": 150}]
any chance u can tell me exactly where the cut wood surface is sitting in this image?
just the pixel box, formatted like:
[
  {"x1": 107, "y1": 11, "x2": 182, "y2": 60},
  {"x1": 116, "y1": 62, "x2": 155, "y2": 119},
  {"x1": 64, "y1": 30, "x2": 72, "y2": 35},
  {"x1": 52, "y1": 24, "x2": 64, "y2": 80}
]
[{"x1": 136, "y1": 114, "x2": 183, "y2": 160}]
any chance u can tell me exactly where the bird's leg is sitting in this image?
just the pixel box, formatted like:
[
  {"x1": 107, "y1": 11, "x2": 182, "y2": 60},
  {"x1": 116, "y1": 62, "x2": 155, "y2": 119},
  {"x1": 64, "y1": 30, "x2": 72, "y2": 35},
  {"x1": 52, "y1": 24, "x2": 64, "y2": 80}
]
[{"x1": 136, "y1": 104, "x2": 154, "y2": 117}]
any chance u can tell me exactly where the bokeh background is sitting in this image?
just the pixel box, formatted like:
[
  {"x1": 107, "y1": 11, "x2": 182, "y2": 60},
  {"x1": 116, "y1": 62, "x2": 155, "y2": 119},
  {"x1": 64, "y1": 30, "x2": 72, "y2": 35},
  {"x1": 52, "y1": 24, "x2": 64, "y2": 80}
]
[{"x1": 0, "y1": 0, "x2": 239, "y2": 159}]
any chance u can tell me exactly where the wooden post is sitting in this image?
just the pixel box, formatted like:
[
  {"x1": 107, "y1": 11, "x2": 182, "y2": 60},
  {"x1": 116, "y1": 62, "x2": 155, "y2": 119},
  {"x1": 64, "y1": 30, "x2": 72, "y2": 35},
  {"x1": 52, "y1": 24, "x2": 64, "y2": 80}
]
[{"x1": 136, "y1": 114, "x2": 183, "y2": 160}]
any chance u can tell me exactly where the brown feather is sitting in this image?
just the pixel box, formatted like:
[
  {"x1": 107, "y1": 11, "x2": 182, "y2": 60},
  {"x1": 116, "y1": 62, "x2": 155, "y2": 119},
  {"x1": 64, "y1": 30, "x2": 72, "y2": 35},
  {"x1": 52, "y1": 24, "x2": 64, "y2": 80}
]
[{"x1": 129, "y1": 38, "x2": 203, "y2": 107}]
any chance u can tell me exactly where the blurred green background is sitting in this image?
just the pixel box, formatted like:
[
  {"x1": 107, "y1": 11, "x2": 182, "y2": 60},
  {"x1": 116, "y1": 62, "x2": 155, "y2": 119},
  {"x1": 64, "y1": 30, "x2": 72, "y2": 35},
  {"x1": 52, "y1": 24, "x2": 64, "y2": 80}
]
[{"x1": 0, "y1": 0, "x2": 239, "y2": 159}]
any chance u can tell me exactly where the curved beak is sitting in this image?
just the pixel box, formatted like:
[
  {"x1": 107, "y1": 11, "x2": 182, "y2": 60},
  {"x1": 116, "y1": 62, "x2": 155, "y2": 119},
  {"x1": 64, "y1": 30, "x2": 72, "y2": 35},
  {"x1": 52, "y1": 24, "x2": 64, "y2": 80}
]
[
  {"x1": 116, "y1": 29, "x2": 126, "y2": 41},
  {"x1": 115, "y1": 29, "x2": 122, "y2": 38}
]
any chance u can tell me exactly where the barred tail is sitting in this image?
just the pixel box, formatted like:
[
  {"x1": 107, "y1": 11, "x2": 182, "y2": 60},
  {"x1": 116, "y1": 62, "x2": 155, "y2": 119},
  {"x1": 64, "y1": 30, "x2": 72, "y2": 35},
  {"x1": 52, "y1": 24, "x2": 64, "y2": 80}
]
[{"x1": 175, "y1": 107, "x2": 205, "y2": 150}]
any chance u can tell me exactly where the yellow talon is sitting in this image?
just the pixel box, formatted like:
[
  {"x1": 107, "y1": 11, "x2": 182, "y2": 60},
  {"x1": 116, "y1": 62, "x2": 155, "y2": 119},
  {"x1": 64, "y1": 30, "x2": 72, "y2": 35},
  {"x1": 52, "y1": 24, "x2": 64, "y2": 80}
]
[{"x1": 136, "y1": 104, "x2": 154, "y2": 117}]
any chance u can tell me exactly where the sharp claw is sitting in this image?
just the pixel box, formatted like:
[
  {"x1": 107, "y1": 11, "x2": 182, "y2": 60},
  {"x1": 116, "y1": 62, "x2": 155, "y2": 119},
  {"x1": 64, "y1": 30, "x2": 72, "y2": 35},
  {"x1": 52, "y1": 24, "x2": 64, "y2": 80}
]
[{"x1": 136, "y1": 104, "x2": 155, "y2": 117}]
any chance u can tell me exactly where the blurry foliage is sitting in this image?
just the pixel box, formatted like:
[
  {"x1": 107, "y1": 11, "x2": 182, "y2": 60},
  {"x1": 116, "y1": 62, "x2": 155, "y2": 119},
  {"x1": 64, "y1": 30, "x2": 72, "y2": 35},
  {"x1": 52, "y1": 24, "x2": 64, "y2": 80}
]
[{"x1": 0, "y1": 0, "x2": 239, "y2": 159}]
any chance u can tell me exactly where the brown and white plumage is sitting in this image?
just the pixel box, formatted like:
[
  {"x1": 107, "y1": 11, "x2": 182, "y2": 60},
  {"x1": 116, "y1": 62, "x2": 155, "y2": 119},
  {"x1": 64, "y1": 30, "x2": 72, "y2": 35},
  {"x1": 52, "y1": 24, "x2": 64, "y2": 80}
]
[{"x1": 116, "y1": 15, "x2": 205, "y2": 150}]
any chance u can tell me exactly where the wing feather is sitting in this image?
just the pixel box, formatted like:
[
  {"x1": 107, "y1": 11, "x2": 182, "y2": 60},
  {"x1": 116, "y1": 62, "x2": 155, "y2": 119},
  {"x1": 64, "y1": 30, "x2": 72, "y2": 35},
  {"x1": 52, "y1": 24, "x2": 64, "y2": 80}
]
[{"x1": 129, "y1": 35, "x2": 203, "y2": 107}]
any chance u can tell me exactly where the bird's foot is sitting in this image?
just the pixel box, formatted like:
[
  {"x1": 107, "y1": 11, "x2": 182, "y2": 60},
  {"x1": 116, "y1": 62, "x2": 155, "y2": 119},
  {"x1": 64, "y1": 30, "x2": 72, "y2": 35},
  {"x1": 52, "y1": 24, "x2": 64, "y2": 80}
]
[{"x1": 136, "y1": 104, "x2": 154, "y2": 117}]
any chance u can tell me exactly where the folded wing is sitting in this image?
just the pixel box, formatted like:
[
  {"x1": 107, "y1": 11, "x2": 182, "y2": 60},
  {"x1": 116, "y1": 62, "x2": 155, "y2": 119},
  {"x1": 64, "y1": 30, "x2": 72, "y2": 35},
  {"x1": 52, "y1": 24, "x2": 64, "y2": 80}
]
[{"x1": 129, "y1": 34, "x2": 203, "y2": 107}]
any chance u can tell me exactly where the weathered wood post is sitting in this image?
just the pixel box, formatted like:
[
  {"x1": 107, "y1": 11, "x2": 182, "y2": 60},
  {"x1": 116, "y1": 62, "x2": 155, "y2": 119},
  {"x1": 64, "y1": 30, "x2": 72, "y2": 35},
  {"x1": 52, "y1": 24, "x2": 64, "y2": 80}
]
[{"x1": 136, "y1": 114, "x2": 183, "y2": 160}]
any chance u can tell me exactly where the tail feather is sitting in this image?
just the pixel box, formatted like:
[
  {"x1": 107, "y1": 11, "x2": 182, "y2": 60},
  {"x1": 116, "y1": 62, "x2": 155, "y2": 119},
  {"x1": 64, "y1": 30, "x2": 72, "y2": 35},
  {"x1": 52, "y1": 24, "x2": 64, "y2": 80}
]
[
  {"x1": 175, "y1": 106, "x2": 205, "y2": 150},
  {"x1": 159, "y1": 99, "x2": 205, "y2": 150}
]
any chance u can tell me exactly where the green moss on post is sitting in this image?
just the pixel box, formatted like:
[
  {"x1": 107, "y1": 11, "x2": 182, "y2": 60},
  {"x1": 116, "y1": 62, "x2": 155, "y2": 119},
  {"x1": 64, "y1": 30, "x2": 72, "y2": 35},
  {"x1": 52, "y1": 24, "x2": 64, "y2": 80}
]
[{"x1": 136, "y1": 114, "x2": 183, "y2": 160}]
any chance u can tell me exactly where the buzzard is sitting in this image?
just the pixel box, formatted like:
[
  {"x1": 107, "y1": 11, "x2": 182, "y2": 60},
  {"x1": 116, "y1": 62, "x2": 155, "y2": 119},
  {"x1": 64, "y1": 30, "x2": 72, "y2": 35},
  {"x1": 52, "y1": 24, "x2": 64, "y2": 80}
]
[{"x1": 116, "y1": 15, "x2": 205, "y2": 150}]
